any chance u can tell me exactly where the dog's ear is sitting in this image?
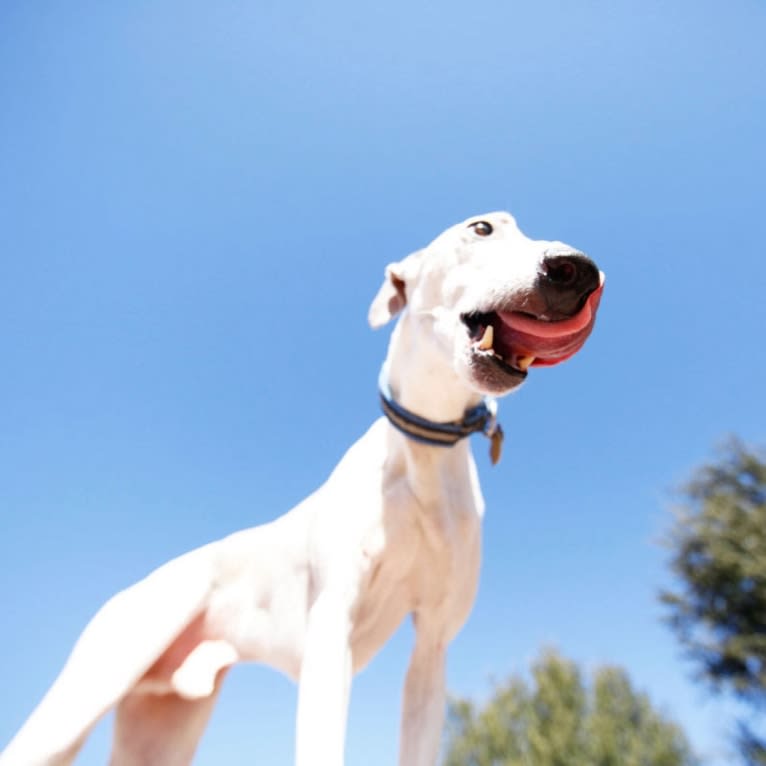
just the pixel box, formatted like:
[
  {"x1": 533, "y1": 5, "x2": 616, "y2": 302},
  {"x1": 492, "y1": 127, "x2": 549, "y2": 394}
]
[{"x1": 368, "y1": 250, "x2": 424, "y2": 329}]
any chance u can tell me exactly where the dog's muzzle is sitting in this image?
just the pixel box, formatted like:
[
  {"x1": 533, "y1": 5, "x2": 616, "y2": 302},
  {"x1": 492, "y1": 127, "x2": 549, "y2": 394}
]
[{"x1": 462, "y1": 259, "x2": 604, "y2": 374}]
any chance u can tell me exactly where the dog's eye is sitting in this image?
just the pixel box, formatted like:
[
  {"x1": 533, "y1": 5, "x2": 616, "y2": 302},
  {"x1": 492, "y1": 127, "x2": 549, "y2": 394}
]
[{"x1": 468, "y1": 221, "x2": 493, "y2": 237}]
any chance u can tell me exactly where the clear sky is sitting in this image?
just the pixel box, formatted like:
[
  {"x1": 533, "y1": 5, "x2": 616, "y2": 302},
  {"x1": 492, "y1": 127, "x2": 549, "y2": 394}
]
[{"x1": 1, "y1": 1, "x2": 764, "y2": 763}]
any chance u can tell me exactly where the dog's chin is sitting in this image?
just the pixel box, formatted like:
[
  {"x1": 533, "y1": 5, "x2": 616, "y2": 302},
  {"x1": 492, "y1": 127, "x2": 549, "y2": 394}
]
[{"x1": 463, "y1": 349, "x2": 528, "y2": 396}]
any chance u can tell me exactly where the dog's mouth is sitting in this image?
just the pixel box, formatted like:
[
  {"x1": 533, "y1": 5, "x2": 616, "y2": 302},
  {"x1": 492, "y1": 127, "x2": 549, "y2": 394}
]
[{"x1": 462, "y1": 282, "x2": 604, "y2": 375}]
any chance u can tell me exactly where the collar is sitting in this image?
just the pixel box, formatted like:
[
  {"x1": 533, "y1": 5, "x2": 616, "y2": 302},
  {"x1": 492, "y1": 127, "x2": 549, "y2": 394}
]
[{"x1": 378, "y1": 365, "x2": 504, "y2": 465}]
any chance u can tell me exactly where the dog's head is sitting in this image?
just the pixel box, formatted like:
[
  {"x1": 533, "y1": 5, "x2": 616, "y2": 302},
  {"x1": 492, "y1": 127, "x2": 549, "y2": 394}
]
[{"x1": 369, "y1": 211, "x2": 604, "y2": 396}]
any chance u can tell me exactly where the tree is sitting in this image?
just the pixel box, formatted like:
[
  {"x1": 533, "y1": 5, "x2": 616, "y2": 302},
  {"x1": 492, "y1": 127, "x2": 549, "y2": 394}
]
[
  {"x1": 444, "y1": 649, "x2": 696, "y2": 766},
  {"x1": 661, "y1": 439, "x2": 766, "y2": 763}
]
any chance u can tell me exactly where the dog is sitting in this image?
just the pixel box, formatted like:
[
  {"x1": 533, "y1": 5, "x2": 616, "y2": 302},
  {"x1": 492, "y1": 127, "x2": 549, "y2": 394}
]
[{"x1": 1, "y1": 211, "x2": 604, "y2": 766}]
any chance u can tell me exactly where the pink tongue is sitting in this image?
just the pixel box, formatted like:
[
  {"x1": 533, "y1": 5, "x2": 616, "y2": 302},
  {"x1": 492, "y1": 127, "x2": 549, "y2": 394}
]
[{"x1": 496, "y1": 283, "x2": 604, "y2": 367}]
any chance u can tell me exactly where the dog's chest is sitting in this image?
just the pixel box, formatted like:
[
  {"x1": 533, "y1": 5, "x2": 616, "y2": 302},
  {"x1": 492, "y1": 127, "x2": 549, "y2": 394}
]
[
  {"x1": 408, "y1": 500, "x2": 482, "y2": 638},
  {"x1": 347, "y1": 507, "x2": 418, "y2": 671},
  {"x1": 349, "y1": 493, "x2": 481, "y2": 670}
]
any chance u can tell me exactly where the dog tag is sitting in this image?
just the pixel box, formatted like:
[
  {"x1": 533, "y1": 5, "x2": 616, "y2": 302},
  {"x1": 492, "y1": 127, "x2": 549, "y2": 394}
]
[{"x1": 489, "y1": 424, "x2": 504, "y2": 465}]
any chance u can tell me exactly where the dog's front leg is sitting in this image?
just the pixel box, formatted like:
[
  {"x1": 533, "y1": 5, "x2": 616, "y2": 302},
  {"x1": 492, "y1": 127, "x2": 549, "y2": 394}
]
[
  {"x1": 294, "y1": 591, "x2": 354, "y2": 766},
  {"x1": 398, "y1": 625, "x2": 447, "y2": 766}
]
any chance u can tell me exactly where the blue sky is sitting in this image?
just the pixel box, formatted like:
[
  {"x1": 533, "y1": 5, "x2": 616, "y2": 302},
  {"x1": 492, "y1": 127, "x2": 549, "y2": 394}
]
[{"x1": 1, "y1": 1, "x2": 764, "y2": 763}]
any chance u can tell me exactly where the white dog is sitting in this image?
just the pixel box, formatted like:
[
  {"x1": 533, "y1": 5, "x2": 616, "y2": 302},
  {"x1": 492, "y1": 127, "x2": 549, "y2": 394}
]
[{"x1": 1, "y1": 211, "x2": 604, "y2": 766}]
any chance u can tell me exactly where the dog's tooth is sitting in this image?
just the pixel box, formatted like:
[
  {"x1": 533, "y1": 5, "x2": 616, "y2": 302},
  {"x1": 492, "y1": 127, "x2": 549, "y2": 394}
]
[
  {"x1": 516, "y1": 355, "x2": 535, "y2": 371},
  {"x1": 477, "y1": 324, "x2": 494, "y2": 351}
]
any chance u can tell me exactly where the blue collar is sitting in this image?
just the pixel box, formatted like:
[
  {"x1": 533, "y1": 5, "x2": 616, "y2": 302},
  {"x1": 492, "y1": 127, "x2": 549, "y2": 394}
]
[{"x1": 378, "y1": 366, "x2": 504, "y2": 464}]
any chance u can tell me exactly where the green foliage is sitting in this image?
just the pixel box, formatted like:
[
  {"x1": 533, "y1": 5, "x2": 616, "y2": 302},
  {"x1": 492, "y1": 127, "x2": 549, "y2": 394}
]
[
  {"x1": 444, "y1": 649, "x2": 696, "y2": 766},
  {"x1": 738, "y1": 723, "x2": 766, "y2": 766},
  {"x1": 661, "y1": 439, "x2": 766, "y2": 757}
]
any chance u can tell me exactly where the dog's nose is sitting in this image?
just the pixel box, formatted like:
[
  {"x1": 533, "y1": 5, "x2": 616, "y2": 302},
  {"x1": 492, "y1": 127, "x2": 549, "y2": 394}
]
[{"x1": 538, "y1": 252, "x2": 600, "y2": 316}]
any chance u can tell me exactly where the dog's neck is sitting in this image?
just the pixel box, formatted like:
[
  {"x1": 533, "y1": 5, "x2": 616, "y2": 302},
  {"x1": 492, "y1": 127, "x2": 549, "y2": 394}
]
[
  {"x1": 383, "y1": 312, "x2": 483, "y2": 424},
  {"x1": 379, "y1": 311, "x2": 487, "y2": 510}
]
